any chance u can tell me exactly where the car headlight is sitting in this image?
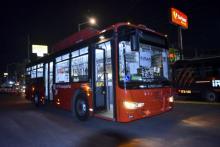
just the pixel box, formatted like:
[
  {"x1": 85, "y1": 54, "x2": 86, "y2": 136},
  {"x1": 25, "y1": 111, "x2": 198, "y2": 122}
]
[
  {"x1": 123, "y1": 101, "x2": 144, "y2": 110},
  {"x1": 168, "y1": 96, "x2": 174, "y2": 103}
]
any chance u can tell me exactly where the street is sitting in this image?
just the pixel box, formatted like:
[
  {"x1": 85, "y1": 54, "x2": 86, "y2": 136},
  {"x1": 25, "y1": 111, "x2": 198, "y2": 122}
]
[{"x1": 0, "y1": 94, "x2": 220, "y2": 147}]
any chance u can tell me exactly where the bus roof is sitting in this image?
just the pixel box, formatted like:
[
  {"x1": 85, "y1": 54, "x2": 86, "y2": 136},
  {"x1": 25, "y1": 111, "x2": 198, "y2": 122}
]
[
  {"x1": 51, "y1": 22, "x2": 166, "y2": 53},
  {"x1": 27, "y1": 22, "x2": 167, "y2": 67}
]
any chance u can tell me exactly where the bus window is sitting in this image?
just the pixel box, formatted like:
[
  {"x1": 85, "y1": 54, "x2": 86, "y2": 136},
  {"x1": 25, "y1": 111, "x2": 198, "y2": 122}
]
[
  {"x1": 71, "y1": 47, "x2": 88, "y2": 82},
  {"x1": 98, "y1": 41, "x2": 112, "y2": 82},
  {"x1": 26, "y1": 67, "x2": 31, "y2": 76},
  {"x1": 37, "y1": 67, "x2": 43, "y2": 78},
  {"x1": 55, "y1": 53, "x2": 70, "y2": 83},
  {"x1": 118, "y1": 41, "x2": 169, "y2": 88},
  {"x1": 31, "y1": 66, "x2": 37, "y2": 79},
  {"x1": 37, "y1": 63, "x2": 43, "y2": 78}
]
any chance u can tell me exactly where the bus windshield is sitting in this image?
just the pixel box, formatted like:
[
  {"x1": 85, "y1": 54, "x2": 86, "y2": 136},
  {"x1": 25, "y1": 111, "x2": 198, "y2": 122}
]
[{"x1": 118, "y1": 29, "x2": 170, "y2": 89}]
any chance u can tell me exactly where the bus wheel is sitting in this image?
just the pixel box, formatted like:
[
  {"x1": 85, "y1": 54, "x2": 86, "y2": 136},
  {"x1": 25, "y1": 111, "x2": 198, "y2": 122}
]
[
  {"x1": 34, "y1": 94, "x2": 40, "y2": 107},
  {"x1": 74, "y1": 94, "x2": 89, "y2": 121},
  {"x1": 205, "y1": 91, "x2": 217, "y2": 102}
]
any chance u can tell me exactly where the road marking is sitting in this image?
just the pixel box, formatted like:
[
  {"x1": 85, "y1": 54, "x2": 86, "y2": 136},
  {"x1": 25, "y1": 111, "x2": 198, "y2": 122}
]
[{"x1": 175, "y1": 100, "x2": 220, "y2": 105}]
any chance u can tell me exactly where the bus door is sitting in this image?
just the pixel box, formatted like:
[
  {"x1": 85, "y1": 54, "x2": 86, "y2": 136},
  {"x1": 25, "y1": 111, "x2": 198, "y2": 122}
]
[
  {"x1": 93, "y1": 41, "x2": 114, "y2": 119},
  {"x1": 44, "y1": 62, "x2": 54, "y2": 101},
  {"x1": 44, "y1": 63, "x2": 49, "y2": 100},
  {"x1": 49, "y1": 61, "x2": 54, "y2": 101},
  {"x1": 93, "y1": 48, "x2": 107, "y2": 111}
]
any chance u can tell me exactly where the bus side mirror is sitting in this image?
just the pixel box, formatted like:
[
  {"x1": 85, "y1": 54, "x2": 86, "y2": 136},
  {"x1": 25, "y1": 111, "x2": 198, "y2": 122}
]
[{"x1": 130, "y1": 31, "x2": 139, "y2": 51}]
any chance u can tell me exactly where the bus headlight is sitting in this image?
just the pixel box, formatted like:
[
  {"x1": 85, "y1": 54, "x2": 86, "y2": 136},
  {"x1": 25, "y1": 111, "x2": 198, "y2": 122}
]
[
  {"x1": 168, "y1": 96, "x2": 174, "y2": 103},
  {"x1": 123, "y1": 101, "x2": 144, "y2": 110}
]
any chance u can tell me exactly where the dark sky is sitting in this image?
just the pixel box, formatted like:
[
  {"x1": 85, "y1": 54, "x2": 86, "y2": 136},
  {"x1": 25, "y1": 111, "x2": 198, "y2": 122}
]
[{"x1": 0, "y1": 0, "x2": 220, "y2": 72}]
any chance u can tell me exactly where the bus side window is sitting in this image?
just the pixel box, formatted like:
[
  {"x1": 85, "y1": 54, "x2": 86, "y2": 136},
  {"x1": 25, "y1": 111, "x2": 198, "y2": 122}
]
[{"x1": 71, "y1": 47, "x2": 89, "y2": 82}]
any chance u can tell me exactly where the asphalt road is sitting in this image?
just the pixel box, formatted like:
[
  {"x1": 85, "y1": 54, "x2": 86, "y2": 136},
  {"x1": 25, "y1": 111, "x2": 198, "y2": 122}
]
[{"x1": 0, "y1": 94, "x2": 220, "y2": 147}]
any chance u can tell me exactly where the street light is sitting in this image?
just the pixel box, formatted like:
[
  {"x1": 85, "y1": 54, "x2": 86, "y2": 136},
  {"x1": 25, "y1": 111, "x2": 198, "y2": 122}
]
[
  {"x1": 89, "y1": 18, "x2": 96, "y2": 25},
  {"x1": 78, "y1": 17, "x2": 97, "y2": 31}
]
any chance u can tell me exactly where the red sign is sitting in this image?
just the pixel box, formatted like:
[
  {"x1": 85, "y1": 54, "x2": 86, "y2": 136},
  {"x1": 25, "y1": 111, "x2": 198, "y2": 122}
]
[{"x1": 171, "y1": 8, "x2": 188, "y2": 29}]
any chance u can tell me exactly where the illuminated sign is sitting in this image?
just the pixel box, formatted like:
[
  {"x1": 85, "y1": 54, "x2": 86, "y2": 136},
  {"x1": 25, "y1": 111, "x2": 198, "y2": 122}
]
[
  {"x1": 171, "y1": 8, "x2": 188, "y2": 29},
  {"x1": 212, "y1": 80, "x2": 220, "y2": 87},
  {"x1": 32, "y1": 45, "x2": 48, "y2": 57}
]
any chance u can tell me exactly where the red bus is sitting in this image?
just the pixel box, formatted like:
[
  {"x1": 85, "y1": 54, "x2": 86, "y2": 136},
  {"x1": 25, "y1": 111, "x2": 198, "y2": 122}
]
[{"x1": 25, "y1": 22, "x2": 173, "y2": 122}]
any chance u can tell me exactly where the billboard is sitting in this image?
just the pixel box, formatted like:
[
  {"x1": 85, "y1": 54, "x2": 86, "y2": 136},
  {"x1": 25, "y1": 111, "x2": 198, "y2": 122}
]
[
  {"x1": 170, "y1": 8, "x2": 188, "y2": 29},
  {"x1": 32, "y1": 45, "x2": 48, "y2": 57}
]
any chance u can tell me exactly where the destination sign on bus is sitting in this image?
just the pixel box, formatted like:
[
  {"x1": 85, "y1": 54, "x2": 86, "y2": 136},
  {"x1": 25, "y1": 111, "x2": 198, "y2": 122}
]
[{"x1": 170, "y1": 8, "x2": 188, "y2": 29}]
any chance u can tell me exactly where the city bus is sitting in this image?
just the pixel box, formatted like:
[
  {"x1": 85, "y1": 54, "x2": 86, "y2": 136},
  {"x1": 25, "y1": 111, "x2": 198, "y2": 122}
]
[
  {"x1": 173, "y1": 56, "x2": 220, "y2": 102},
  {"x1": 25, "y1": 22, "x2": 174, "y2": 122}
]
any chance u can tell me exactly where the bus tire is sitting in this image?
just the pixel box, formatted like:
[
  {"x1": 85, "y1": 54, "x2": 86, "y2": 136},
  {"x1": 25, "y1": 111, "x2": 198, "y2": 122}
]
[
  {"x1": 74, "y1": 94, "x2": 89, "y2": 121},
  {"x1": 34, "y1": 93, "x2": 40, "y2": 107},
  {"x1": 205, "y1": 91, "x2": 217, "y2": 102}
]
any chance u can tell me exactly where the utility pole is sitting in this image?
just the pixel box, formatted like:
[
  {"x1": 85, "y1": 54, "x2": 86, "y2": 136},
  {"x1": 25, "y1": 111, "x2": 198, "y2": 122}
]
[
  {"x1": 178, "y1": 27, "x2": 183, "y2": 60},
  {"x1": 27, "y1": 34, "x2": 30, "y2": 63}
]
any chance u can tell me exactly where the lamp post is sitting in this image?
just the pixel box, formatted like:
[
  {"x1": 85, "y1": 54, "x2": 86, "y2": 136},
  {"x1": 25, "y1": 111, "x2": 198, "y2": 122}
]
[
  {"x1": 78, "y1": 17, "x2": 96, "y2": 31},
  {"x1": 178, "y1": 26, "x2": 183, "y2": 60}
]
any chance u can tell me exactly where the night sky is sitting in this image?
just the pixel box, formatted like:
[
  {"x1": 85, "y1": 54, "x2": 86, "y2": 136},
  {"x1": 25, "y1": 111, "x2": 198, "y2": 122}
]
[{"x1": 0, "y1": 0, "x2": 220, "y2": 72}]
